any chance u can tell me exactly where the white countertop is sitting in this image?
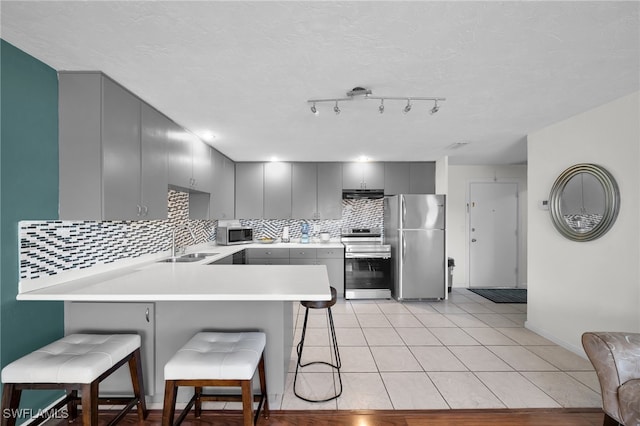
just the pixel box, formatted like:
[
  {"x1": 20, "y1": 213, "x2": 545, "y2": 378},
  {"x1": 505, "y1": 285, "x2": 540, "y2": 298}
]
[{"x1": 17, "y1": 242, "x2": 343, "y2": 302}]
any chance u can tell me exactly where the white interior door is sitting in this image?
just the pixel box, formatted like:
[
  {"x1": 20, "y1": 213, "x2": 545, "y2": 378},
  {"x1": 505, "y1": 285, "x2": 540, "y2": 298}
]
[{"x1": 469, "y1": 182, "x2": 518, "y2": 288}]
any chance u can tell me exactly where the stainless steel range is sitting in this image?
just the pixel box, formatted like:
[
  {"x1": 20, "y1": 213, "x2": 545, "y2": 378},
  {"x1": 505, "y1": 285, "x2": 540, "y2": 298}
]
[{"x1": 342, "y1": 228, "x2": 392, "y2": 300}]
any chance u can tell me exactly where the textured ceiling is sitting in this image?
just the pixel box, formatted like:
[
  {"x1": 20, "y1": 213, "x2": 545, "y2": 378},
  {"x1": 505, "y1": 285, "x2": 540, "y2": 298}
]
[{"x1": 1, "y1": 1, "x2": 638, "y2": 164}]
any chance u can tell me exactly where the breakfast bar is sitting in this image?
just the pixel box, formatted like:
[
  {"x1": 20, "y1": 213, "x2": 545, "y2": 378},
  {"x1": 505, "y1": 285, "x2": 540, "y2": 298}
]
[{"x1": 16, "y1": 248, "x2": 333, "y2": 405}]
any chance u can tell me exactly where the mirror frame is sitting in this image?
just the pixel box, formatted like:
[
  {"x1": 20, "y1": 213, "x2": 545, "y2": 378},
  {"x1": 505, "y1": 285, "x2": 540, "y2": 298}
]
[{"x1": 549, "y1": 163, "x2": 620, "y2": 242}]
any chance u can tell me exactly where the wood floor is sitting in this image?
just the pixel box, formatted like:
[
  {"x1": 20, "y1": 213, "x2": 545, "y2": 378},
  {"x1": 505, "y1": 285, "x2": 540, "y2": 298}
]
[{"x1": 53, "y1": 408, "x2": 606, "y2": 426}]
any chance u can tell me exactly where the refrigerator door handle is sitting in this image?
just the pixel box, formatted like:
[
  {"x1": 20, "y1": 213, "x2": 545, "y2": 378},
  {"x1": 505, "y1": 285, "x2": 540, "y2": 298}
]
[
  {"x1": 402, "y1": 233, "x2": 406, "y2": 265},
  {"x1": 401, "y1": 196, "x2": 406, "y2": 227}
]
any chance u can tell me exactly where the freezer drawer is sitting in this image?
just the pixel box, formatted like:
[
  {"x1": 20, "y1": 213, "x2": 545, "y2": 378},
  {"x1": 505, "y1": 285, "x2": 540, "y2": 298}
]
[{"x1": 396, "y1": 229, "x2": 445, "y2": 300}]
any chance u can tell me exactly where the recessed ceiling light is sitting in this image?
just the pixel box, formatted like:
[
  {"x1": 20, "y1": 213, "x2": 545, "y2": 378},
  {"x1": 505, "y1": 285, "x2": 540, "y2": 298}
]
[
  {"x1": 199, "y1": 131, "x2": 216, "y2": 142},
  {"x1": 357, "y1": 156, "x2": 370, "y2": 162}
]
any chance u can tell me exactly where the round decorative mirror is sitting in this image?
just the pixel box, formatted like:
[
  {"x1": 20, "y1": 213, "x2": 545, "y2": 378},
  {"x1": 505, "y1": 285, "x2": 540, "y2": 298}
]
[{"x1": 549, "y1": 163, "x2": 620, "y2": 241}]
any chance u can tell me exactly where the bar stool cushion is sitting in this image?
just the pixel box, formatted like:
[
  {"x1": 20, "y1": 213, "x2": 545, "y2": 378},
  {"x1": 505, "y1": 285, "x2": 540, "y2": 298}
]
[
  {"x1": 165, "y1": 332, "x2": 265, "y2": 381},
  {"x1": 1, "y1": 334, "x2": 141, "y2": 384}
]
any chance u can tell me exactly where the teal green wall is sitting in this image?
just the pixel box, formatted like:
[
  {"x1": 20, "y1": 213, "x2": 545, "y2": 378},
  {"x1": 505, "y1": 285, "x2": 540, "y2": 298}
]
[{"x1": 1, "y1": 39, "x2": 64, "y2": 415}]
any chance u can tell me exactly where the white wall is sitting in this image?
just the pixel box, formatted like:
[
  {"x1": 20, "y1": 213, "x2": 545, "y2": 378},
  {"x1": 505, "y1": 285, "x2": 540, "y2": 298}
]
[
  {"x1": 447, "y1": 165, "x2": 528, "y2": 288},
  {"x1": 527, "y1": 91, "x2": 640, "y2": 354}
]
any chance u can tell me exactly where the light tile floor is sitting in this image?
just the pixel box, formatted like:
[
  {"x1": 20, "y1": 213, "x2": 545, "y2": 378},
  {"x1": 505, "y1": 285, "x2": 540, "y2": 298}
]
[{"x1": 276, "y1": 288, "x2": 601, "y2": 410}]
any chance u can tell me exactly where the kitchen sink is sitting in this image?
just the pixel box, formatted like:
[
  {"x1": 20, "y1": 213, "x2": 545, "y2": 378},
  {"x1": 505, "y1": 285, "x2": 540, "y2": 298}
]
[
  {"x1": 158, "y1": 257, "x2": 201, "y2": 263},
  {"x1": 158, "y1": 253, "x2": 219, "y2": 263},
  {"x1": 181, "y1": 252, "x2": 219, "y2": 259}
]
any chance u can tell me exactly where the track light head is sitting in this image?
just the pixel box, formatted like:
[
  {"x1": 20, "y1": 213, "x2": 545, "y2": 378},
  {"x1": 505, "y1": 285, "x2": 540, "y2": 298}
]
[
  {"x1": 334, "y1": 101, "x2": 340, "y2": 115},
  {"x1": 310, "y1": 103, "x2": 318, "y2": 115},
  {"x1": 379, "y1": 99, "x2": 384, "y2": 114},
  {"x1": 403, "y1": 99, "x2": 412, "y2": 114},
  {"x1": 430, "y1": 100, "x2": 440, "y2": 114}
]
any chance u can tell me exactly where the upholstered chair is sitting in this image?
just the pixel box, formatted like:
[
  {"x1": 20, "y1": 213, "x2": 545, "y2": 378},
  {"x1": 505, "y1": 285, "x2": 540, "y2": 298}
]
[{"x1": 582, "y1": 332, "x2": 640, "y2": 426}]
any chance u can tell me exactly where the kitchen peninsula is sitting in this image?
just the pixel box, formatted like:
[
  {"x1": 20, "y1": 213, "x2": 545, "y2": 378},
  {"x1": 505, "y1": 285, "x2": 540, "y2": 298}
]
[{"x1": 16, "y1": 243, "x2": 337, "y2": 405}]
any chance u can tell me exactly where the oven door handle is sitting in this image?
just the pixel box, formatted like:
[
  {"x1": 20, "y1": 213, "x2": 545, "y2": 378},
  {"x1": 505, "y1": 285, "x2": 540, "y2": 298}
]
[{"x1": 345, "y1": 253, "x2": 391, "y2": 259}]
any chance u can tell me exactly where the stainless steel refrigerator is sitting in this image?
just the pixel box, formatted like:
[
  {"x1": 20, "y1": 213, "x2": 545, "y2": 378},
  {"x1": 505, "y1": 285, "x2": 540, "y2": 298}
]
[{"x1": 384, "y1": 194, "x2": 446, "y2": 300}]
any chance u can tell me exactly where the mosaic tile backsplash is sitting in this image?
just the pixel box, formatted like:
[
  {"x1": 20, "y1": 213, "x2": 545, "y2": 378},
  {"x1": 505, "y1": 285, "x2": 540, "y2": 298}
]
[{"x1": 19, "y1": 190, "x2": 382, "y2": 280}]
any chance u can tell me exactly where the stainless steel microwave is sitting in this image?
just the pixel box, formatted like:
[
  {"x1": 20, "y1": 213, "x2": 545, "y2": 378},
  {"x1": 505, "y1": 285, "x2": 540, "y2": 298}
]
[{"x1": 216, "y1": 227, "x2": 254, "y2": 245}]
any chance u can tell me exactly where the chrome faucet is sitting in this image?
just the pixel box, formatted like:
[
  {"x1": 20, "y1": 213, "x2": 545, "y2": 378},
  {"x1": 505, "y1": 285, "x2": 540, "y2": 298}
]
[{"x1": 171, "y1": 225, "x2": 198, "y2": 257}]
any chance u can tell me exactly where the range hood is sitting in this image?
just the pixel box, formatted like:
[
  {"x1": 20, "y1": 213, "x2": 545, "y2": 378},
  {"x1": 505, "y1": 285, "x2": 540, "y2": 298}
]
[{"x1": 342, "y1": 189, "x2": 385, "y2": 200}]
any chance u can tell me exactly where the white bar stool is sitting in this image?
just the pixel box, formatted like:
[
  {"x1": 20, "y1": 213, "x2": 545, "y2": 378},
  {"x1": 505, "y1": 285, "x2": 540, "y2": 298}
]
[
  {"x1": 1, "y1": 334, "x2": 147, "y2": 426},
  {"x1": 162, "y1": 331, "x2": 269, "y2": 426}
]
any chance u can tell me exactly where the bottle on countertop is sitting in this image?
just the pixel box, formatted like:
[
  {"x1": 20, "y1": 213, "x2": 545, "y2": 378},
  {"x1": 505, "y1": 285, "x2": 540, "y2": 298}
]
[
  {"x1": 300, "y1": 223, "x2": 309, "y2": 244},
  {"x1": 282, "y1": 226, "x2": 290, "y2": 243}
]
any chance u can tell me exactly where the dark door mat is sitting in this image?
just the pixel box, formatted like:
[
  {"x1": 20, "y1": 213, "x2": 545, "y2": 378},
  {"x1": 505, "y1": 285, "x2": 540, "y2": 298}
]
[{"x1": 468, "y1": 288, "x2": 527, "y2": 303}]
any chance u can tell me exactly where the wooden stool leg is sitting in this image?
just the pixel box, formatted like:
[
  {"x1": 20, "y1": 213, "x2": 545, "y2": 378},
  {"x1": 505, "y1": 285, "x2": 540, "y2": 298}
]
[
  {"x1": 1, "y1": 383, "x2": 21, "y2": 426},
  {"x1": 194, "y1": 386, "x2": 203, "y2": 418},
  {"x1": 67, "y1": 389, "x2": 78, "y2": 420},
  {"x1": 161, "y1": 380, "x2": 177, "y2": 426},
  {"x1": 127, "y1": 348, "x2": 148, "y2": 420},
  {"x1": 258, "y1": 354, "x2": 269, "y2": 419},
  {"x1": 240, "y1": 380, "x2": 253, "y2": 426},
  {"x1": 81, "y1": 381, "x2": 98, "y2": 426}
]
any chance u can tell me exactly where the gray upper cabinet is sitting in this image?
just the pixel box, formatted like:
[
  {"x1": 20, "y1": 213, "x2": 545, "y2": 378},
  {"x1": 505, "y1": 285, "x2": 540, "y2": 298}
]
[
  {"x1": 409, "y1": 162, "x2": 436, "y2": 193},
  {"x1": 317, "y1": 163, "x2": 343, "y2": 219},
  {"x1": 166, "y1": 122, "x2": 192, "y2": 189},
  {"x1": 59, "y1": 72, "x2": 168, "y2": 221},
  {"x1": 210, "y1": 149, "x2": 235, "y2": 219},
  {"x1": 59, "y1": 72, "x2": 103, "y2": 220},
  {"x1": 191, "y1": 137, "x2": 212, "y2": 193},
  {"x1": 167, "y1": 127, "x2": 211, "y2": 193},
  {"x1": 140, "y1": 104, "x2": 169, "y2": 219},
  {"x1": 292, "y1": 162, "x2": 342, "y2": 219},
  {"x1": 101, "y1": 77, "x2": 142, "y2": 220},
  {"x1": 384, "y1": 162, "x2": 410, "y2": 195},
  {"x1": 235, "y1": 163, "x2": 264, "y2": 218},
  {"x1": 342, "y1": 162, "x2": 384, "y2": 189},
  {"x1": 384, "y1": 162, "x2": 436, "y2": 195},
  {"x1": 292, "y1": 163, "x2": 317, "y2": 219},
  {"x1": 264, "y1": 162, "x2": 292, "y2": 219}
]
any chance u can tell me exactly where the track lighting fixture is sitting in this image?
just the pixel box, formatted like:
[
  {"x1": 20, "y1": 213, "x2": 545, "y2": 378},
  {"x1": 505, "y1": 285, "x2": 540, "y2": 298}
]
[
  {"x1": 430, "y1": 100, "x2": 440, "y2": 115},
  {"x1": 403, "y1": 99, "x2": 412, "y2": 114},
  {"x1": 307, "y1": 87, "x2": 445, "y2": 115}
]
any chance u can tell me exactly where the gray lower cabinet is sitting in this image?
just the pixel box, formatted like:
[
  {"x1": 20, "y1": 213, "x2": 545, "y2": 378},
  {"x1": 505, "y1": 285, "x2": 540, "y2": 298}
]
[
  {"x1": 64, "y1": 302, "x2": 155, "y2": 396},
  {"x1": 236, "y1": 163, "x2": 264, "y2": 219},
  {"x1": 287, "y1": 247, "x2": 345, "y2": 296},
  {"x1": 154, "y1": 300, "x2": 293, "y2": 401},
  {"x1": 245, "y1": 247, "x2": 289, "y2": 265},
  {"x1": 59, "y1": 72, "x2": 168, "y2": 220}
]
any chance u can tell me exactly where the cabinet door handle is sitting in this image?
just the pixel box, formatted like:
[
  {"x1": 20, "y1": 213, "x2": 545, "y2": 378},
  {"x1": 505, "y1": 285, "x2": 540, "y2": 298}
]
[
  {"x1": 136, "y1": 205, "x2": 142, "y2": 216},
  {"x1": 142, "y1": 205, "x2": 148, "y2": 216},
  {"x1": 145, "y1": 308, "x2": 150, "y2": 323}
]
